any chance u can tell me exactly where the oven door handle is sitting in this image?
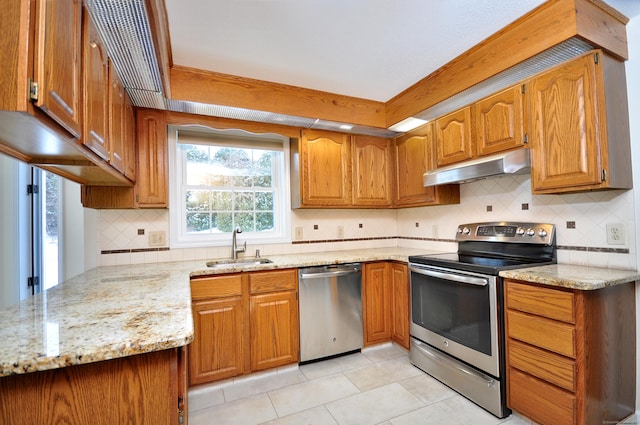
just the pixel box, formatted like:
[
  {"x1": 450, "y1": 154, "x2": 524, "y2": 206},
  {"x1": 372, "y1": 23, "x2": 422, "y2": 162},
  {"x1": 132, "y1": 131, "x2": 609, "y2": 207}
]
[{"x1": 409, "y1": 266, "x2": 488, "y2": 286}]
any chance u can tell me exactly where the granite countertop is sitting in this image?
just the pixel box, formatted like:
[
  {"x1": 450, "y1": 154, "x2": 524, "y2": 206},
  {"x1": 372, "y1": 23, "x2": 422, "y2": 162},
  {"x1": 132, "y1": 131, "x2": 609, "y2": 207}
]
[
  {"x1": 499, "y1": 264, "x2": 640, "y2": 290},
  {"x1": 0, "y1": 247, "x2": 432, "y2": 378}
]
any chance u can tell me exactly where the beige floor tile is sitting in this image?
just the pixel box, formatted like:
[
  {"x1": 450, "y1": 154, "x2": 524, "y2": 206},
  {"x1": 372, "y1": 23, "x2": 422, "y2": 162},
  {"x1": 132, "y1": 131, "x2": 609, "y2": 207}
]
[
  {"x1": 189, "y1": 393, "x2": 277, "y2": 425},
  {"x1": 223, "y1": 367, "x2": 308, "y2": 402},
  {"x1": 399, "y1": 373, "x2": 457, "y2": 405},
  {"x1": 300, "y1": 352, "x2": 373, "y2": 380},
  {"x1": 188, "y1": 383, "x2": 226, "y2": 412},
  {"x1": 390, "y1": 394, "x2": 505, "y2": 425},
  {"x1": 260, "y1": 405, "x2": 339, "y2": 425},
  {"x1": 326, "y1": 383, "x2": 425, "y2": 425},
  {"x1": 268, "y1": 374, "x2": 360, "y2": 417},
  {"x1": 343, "y1": 356, "x2": 422, "y2": 391},
  {"x1": 361, "y1": 343, "x2": 408, "y2": 363}
]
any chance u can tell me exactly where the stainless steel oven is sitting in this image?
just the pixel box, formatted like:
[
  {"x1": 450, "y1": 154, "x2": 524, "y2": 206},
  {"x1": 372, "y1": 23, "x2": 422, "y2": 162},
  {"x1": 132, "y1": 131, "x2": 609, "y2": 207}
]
[{"x1": 408, "y1": 222, "x2": 556, "y2": 419}]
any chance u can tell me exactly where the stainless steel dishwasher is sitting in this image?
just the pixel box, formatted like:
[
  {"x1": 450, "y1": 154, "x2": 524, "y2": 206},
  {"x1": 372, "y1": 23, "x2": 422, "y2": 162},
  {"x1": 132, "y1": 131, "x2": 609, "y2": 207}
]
[{"x1": 298, "y1": 263, "x2": 363, "y2": 362}]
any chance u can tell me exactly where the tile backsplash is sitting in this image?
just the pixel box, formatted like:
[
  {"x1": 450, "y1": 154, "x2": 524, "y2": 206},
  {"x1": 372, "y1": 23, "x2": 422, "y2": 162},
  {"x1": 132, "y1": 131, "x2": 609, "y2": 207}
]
[{"x1": 97, "y1": 174, "x2": 636, "y2": 270}]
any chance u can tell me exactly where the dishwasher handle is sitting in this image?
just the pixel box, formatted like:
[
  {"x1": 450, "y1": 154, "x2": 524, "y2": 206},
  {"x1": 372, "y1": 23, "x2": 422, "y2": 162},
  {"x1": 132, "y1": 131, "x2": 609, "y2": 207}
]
[{"x1": 299, "y1": 265, "x2": 360, "y2": 279}]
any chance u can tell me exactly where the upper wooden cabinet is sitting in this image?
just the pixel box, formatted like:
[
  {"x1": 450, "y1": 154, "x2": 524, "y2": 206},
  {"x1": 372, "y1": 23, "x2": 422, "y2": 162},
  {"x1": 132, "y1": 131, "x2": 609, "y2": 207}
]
[
  {"x1": 33, "y1": 0, "x2": 83, "y2": 137},
  {"x1": 529, "y1": 50, "x2": 632, "y2": 194},
  {"x1": 475, "y1": 85, "x2": 526, "y2": 156},
  {"x1": 82, "y1": 10, "x2": 110, "y2": 161},
  {"x1": 108, "y1": 62, "x2": 126, "y2": 174},
  {"x1": 293, "y1": 129, "x2": 352, "y2": 207},
  {"x1": 393, "y1": 123, "x2": 460, "y2": 208},
  {"x1": 351, "y1": 135, "x2": 393, "y2": 207},
  {"x1": 435, "y1": 106, "x2": 473, "y2": 167},
  {"x1": 123, "y1": 89, "x2": 137, "y2": 181},
  {"x1": 135, "y1": 109, "x2": 168, "y2": 207}
]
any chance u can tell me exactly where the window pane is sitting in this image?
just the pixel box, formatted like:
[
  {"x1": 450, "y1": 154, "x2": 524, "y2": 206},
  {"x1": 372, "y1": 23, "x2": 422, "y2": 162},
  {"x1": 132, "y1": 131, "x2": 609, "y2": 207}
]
[
  {"x1": 235, "y1": 213, "x2": 254, "y2": 231},
  {"x1": 212, "y1": 191, "x2": 232, "y2": 210},
  {"x1": 256, "y1": 212, "x2": 274, "y2": 231},
  {"x1": 234, "y1": 192, "x2": 254, "y2": 211},
  {"x1": 255, "y1": 192, "x2": 273, "y2": 211},
  {"x1": 254, "y1": 152, "x2": 273, "y2": 187},
  {"x1": 186, "y1": 190, "x2": 210, "y2": 211},
  {"x1": 186, "y1": 213, "x2": 211, "y2": 233},
  {"x1": 215, "y1": 212, "x2": 233, "y2": 233}
]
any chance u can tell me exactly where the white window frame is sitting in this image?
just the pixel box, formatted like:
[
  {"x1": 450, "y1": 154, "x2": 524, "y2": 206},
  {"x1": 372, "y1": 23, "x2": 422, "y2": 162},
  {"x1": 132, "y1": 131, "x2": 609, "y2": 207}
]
[{"x1": 168, "y1": 125, "x2": 292, "y2": 248}]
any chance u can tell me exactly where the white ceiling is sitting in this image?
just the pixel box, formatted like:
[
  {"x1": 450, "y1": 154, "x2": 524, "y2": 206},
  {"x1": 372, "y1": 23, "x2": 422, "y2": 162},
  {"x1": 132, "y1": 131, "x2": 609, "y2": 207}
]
[{"x1": 165, "y1": 0, "x2": 640, "y2": 103}]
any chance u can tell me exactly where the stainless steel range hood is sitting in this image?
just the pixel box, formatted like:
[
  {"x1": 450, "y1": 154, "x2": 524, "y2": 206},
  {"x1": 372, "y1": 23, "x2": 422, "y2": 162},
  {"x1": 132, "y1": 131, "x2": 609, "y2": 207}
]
[{"x1": 423, "y1": 149, "x2": 530, "y2": 187}]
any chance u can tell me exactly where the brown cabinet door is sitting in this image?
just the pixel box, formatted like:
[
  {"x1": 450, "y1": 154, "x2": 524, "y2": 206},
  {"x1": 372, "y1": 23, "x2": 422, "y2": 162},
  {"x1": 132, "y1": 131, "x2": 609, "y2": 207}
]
[
  {"x1": 351, "y1": 135, "x2": 392, "y2": 207},
  {"x1": 250, "y1": 290, "x2": 299, "y2": 371},
  {"x1": 136, "y1": 109, "x2": 168, "y2": 207},
  {"x1": 108, "y1": 63, "x2": 125, "y2": 173},
  {"x1": 390, "y1": 262, "x2": 409, "y2": 349},
  {"x1": 300, "y1": 129, "x2": 351, "y2": 206},
  {"x1": 189, "y1": 297, "x2": 244, "y2": 385},
  {"x1": 393, "y1": 124, "x2": 436, "y2": 206},
  {"x1": 33, "y1": 0, "x2": 83, "y2": 137},
  {"x1": 435, "y1": 106, "x2": 473, "y2": 167},
  {"x1": 363, "y1": 262, "x2": 392, "y2": 345},
  {"x1": 529, "y1": 52, "x2": 604, "y2": 192},
  {"x1": 82, "y1": 10, "x2": 109, "y2": 160},
  {"x1": 123, "y1": 91, "x2": 137, "y2": 180},
  {"x1": 475, "y1": 85, "x2": 526, "y2": 156}
]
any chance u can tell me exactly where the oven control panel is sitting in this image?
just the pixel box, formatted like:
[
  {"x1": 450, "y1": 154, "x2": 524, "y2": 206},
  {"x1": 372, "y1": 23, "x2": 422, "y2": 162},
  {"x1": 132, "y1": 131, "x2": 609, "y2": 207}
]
[{"x1": 456, "y1": 222, "x2": 555, "y2": 245}]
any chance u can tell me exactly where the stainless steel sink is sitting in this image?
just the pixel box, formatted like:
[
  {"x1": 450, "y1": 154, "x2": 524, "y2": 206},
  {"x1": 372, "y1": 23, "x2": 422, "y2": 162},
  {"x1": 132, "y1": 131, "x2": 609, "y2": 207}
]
[{"x1": 206, "y1": 258, "x2": 273, "y2": 268}]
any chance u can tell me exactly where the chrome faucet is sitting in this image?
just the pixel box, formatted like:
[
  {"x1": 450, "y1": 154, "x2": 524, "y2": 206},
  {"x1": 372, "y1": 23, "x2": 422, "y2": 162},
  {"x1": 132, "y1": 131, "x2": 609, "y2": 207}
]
[{"x1": 231, "y1": 228, "x2": 246, "y2": 259}]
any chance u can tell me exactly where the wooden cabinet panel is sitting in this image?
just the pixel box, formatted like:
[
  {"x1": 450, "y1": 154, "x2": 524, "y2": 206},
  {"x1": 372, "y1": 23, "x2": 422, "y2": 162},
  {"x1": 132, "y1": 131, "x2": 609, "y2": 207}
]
[
  {"x1": 249, "y1": 269, "x2": 297, "y2": 294},
  {"x1": 475, "y1": 85, "x2": 526, "y2": 156},
  {"x1": 509, "y1": 339, "x2": 576, "y2": 392},
  {"x1": 506, "y1": 280, "x2": 575, "y2": 323},
  {"x1": 250, "y1": 290, "x2": 299, "y2": 371},
  {"x1": 190, "y1": 297, "x2": 244, "y2": 385},
  {"x1": 108, "y1": 63, "x2": 126, "y2": 173},
  {"x1": 390, "y1": 262, "x2": 409, "y2": 349},
  {"x1": 136, "y1": 109, "x2": 168, "y2": 207},
  {"x1": 351, "y1": 135, "x2": 392, "y2": 207},
  {"x1": 393, "y1": 124, "x2": 435, "y2": 206},
  {"x1": 82, "y1": 9, "x2": 110, "y2": 160},
  {"x1": 190, "y1": 274, "x2": 242, "y2": 300},
  {"x1": 508, "y1": 367, "x2": 576, "y2": 425},
  {"x1": 363, "y1": 262, "x2": 392, "y2": 345},
  {"x1": 529, "y1": 51, "x2": 632, "y2": 193},
  {"x1": 435, "y1": 106, "x2": 473, "y2": 167},
  {"x1": 507, "y1": 310, "x2": 576, "y2": 358},
  {"x1": 0, "y1": 349, "x2": 180, "y2": 425},
  {"x1": 33, "y1": 0, "x2": 83, "y2": 137},
  {"x1": 299, "y1": 129, "x2": 351, "y2": 207},
  {"x1": 123, "y1": 91, "x2": 137, "y2": 180}
]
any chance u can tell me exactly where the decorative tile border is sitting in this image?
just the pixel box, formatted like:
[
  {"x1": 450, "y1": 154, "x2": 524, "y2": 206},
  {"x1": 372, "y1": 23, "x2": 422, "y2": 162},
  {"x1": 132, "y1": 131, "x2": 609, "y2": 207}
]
[{"x1": 100, "y1": 239, "x2": 629, "y2": 255}]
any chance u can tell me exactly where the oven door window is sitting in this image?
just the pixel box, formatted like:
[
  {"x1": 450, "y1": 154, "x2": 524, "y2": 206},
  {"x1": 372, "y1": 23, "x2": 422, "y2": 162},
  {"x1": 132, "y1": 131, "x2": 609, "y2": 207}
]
[{"x1": 411, "y1": 269, "x2": 492, "y2": 356}]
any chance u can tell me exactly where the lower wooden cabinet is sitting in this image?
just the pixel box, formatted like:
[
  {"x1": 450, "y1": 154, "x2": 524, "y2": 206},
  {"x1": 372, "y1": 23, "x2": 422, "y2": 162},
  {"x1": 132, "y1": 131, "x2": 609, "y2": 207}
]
[
  {"x1": 363, "y1": 262, "x2": 409, "y2": 349},
  {"x1": 0, "y1": 348, "x2": 186, "y2": 425},
  {"x1": 505, "y1": 278, "x2": 635, "y2": 425},
  {"x1": 189, "y1": 269, "x2": 299, "y2": 386}
]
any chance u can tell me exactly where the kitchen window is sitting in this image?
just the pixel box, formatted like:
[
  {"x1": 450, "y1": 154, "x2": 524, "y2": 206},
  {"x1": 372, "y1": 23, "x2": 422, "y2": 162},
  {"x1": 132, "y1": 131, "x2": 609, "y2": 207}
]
[{"x1": 169, "y1": 126, "x2": 291, "y2": 248}]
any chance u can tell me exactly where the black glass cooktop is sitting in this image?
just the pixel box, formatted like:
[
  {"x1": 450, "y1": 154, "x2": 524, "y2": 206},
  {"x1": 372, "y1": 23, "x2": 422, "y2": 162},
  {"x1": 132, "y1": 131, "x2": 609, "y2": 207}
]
[{"x1": 408, "y1": 252, "x2": 554, "y2": 275}]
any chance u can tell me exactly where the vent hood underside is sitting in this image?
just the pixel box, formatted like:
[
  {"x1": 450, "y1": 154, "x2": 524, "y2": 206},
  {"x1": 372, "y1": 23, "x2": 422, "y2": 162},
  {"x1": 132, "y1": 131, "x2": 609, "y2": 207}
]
[{"x1": 423, "y1": 149, "x2": 531, "y2": 186}]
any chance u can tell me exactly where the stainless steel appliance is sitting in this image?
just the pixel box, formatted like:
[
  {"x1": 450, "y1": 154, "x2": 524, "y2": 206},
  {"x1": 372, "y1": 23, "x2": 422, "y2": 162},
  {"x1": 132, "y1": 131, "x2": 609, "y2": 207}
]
[
  {"x1": 408, "y1": 222, "x2": 556, "y2": 418},
  {"x1": 298, "y1": 263, "x2": 363, "y2": 362}
]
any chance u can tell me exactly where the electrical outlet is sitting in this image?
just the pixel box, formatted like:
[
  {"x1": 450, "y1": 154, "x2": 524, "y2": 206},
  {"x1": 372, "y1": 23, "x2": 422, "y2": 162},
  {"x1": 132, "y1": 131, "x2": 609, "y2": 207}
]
[
  {"x1": 337, "y1": 226, "x2": 344, "y2": 239},
  {"x1": 294, "y1": 227, "x2": 303, "y2": 240},
  {"x1": 149, "y1": 231, "x2": 166, "y2": 247},
  {"x1": 606, "y1": 223, "x2": 625, "y2": 245}
]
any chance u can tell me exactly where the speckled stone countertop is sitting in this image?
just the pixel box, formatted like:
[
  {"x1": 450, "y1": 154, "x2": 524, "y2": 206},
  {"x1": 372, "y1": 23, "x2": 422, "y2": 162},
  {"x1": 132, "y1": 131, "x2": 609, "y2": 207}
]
[
  {"x1": 500, "y1": 264, "x2": 640, "y2": 290},
  {"x1": 0, "y1": 247, "x2": 433, "y2": 377}
]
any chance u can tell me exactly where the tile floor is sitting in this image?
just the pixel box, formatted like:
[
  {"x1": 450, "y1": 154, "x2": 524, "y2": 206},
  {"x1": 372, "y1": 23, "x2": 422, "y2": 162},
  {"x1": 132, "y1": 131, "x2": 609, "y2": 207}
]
[
  {"x1": 188, "y1": 344, "x2": 508, "y2": 424},
  {"x1": 188, "y1": 343, "x2": 638, "y2": 425}
]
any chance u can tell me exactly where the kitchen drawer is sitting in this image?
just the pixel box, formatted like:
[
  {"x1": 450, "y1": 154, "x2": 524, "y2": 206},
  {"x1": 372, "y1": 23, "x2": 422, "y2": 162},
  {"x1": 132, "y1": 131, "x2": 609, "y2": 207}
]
[
  {"x1": 508, "y1": 339, "x2": 576, "y2": 392},
  {"x1": 507, "y1": 310, "x2": 576, "y2": 358},
  {"x1": 505, "y1": 280, "x2": 575, "y2": 323},
  {"x1": 508, "y1": 367, "x2": 576, "y2": 425},
  {"x1": 249, "y1": 269, "x2": 297, "y2": 294},
  {"x1": 190, "y1": 274, "x2": 242, "y2": 300}
]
